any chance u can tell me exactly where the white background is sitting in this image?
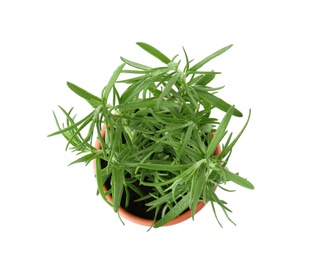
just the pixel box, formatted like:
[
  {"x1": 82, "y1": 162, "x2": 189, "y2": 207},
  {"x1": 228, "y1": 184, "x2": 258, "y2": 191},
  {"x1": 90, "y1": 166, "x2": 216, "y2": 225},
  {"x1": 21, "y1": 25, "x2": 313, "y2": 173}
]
[{"x1": 1, "y1": 0, "x2": 329, "y2": 259}]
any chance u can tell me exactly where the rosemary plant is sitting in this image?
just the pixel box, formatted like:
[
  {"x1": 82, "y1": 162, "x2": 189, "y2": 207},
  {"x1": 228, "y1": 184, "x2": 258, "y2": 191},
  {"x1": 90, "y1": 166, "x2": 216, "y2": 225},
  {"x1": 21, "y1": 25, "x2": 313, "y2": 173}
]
[{"x1": 49, "y1": 42, "x2": 253, "y2": 228}]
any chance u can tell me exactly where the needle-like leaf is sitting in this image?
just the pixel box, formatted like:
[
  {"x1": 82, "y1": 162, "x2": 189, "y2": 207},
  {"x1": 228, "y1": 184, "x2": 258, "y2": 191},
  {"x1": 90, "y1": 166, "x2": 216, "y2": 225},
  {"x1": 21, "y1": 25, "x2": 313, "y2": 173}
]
[
  {"x1": 111, "y1": 164, "x2": 125, "y2": 212},
  {"x1": 197, "y1": 90, "x2": 243, "y2": 117},
  {"x1": 224, "y1": 169, "x2": 254, "y2": 189},
  {"x1": 153, "y1": 194, "x2": 190, "y2": 228},
  {"x1": 189, "y1": 44, "x2": 233, "y2": 71},
  {"x1": 120, "y1": 57, "x2": 151, "y2": 70},
  {"x1": 136, "y1": 42, "x2": 171, "y2": 64},
  {"x1": 67, "y1": 82, "x2": 102, "y2": 108},
  {"x1": 194, "y1": 72, "x2": 216, "y2": 85},
  {"x1": 207, "y1": 106, "x2": 235, "y2": 157},
  {"x1": 102, "y1": 63, "x2": 125, "y2": 103},
  {"x1": 190, "y1": 164, "x2": 206, "y2": 219},
  {"x1": 96, "y1": 157, "x2": 113, "y2": 207},
  {"x1": 157, "y1": 72, "x2": 180, "y2": 106},
  {"x1": 221, "y1": 109, "x2": 251, "y2": 158}
]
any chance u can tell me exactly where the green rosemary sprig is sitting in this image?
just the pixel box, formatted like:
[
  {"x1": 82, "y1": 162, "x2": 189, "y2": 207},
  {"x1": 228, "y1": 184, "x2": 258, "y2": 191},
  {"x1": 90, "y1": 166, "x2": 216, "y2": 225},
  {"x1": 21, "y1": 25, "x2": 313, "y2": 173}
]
[{"x1": 49, "y1": 42, "x2": 253, "y2": 228}]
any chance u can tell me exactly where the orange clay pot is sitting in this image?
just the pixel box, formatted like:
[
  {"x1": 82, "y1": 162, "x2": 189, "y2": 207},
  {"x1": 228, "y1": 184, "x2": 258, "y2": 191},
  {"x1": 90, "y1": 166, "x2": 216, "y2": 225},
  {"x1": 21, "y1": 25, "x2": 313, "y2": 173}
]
[{"x1": 93, "y1": 127, "x2": 221, "y2": 227}]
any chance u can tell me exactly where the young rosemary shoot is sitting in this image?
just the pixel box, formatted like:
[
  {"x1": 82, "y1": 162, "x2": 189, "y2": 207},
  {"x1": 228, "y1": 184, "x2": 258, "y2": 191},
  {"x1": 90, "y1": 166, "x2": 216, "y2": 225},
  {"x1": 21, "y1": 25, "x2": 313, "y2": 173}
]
[{"x1": 49, "y1": 42, "x2": 254, "y2": 228}]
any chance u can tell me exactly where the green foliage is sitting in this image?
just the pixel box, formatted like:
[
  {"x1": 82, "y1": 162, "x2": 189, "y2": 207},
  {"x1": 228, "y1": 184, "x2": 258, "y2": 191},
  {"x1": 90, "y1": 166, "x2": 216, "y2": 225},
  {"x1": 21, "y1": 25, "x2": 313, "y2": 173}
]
[{"x1": 49, "y1": 42, "x2": 253, "y2": 228}]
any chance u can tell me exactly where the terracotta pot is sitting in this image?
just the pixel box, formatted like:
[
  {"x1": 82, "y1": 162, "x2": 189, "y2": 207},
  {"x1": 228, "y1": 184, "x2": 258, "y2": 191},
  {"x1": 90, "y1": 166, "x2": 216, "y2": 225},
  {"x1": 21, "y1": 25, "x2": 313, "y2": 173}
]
[{"x1": 93, "y1": 127, "x2": 221, "y2": 227}]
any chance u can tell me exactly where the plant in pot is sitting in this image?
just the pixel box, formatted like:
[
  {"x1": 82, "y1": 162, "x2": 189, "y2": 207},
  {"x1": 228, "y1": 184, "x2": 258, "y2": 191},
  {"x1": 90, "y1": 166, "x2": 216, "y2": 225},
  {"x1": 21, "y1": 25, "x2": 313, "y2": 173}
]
[{"x1": 49, "y1": 42, "x2": 254, "y2": 228}]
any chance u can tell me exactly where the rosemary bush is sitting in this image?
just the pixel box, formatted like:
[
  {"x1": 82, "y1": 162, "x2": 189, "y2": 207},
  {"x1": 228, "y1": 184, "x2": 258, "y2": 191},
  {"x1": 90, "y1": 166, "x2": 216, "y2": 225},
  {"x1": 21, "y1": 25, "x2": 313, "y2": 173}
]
[{"x1": 49, "y1": 42, "x2": 253, "y2": 228}]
